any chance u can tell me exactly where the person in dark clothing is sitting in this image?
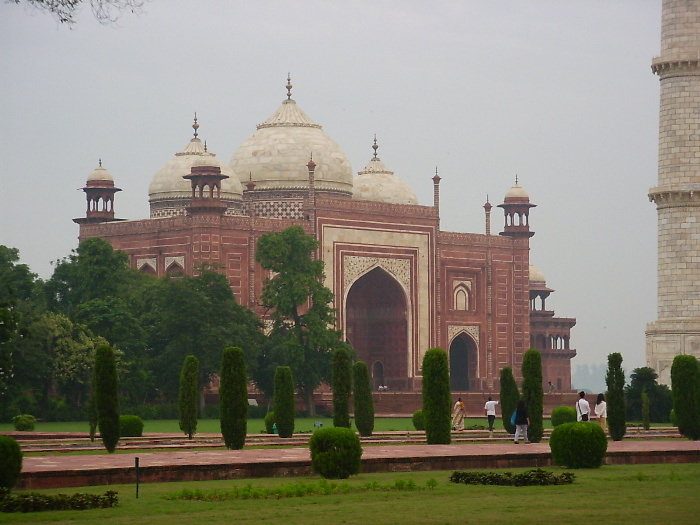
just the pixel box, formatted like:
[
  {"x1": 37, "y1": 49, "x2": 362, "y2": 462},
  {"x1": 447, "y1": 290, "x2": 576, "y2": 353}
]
[{"x1": 514, "y1": 399, "x2": 530, "y2": 444}]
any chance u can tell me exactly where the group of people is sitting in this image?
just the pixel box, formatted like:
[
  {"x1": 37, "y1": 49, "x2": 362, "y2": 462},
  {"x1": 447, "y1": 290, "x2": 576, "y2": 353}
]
[
  {"x1": 451, "y1": 396, "x2": 499, "y2": 434},
  {"x1": 450, "y1": 390, "x2": 609, "y2": 444}
]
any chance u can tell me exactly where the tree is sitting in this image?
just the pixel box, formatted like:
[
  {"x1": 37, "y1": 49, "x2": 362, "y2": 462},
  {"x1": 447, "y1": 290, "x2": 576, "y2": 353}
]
[
  {"x1": 93, "y1": 344, "x2": 120, "y2": 452},
  {"x1": 625, "y1": 367, "x2": 673, "y2": 423},
  {"x1": 178, "y1": 355, "x2": 199, "y2": 440},
  {"x1": 273, "y1": 366, "x2": 295, "y2": 438},
  {"x1": 219, "y1": 347, "x2": 248, "y2": 450},
  {"x1": 10, "y1": 0, "x2": 144, "y2": 25},
  {"x1": 421, "y1": 348, "x2": 451, "y2": 445},
  {"x1": 606, "y1": 352, "x2": 627, "y2": 441},
  {"x1": 138, "y1": 265, "x2": 262, "y2": 409},
  {"x1": 671, "y1": 354, "x2": 700, "y2": 440},
  {"x1": 332, "y1": 346, "x2": 352, "y2": 428},
  {"x1": 0, "y1": 246, "x2": 38, "y2": 398},
  {"x1": 256, "y1": 226, "x2": 342, "y2": 415},
  {"x1": 352, "y1": 361, "x2": 374, "y2": 437},
  {"x1": 521, "y1": 349, "x2": 544, "y2": 443},
  {"x1": 499, "y1": 366, "x2": 519, "y2": 434}
]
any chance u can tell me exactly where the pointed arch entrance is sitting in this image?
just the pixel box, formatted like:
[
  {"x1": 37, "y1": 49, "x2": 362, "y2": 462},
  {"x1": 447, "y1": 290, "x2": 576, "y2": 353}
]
[
  {"x1": 449, "y1": 333, "x2": 478, "y2": 391},
  {"x1": 345, "y1": 267, "x2": 408, "y2": 390}
]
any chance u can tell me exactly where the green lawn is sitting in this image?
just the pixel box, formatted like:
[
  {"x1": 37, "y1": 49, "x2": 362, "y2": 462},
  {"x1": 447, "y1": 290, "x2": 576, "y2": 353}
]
[{"x1": 0, "y1": 463, "x2": 697, "y2": 524}]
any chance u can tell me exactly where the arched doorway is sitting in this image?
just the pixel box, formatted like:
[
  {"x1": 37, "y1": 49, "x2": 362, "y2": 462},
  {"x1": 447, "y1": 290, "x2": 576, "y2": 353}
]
[
  {"x1": 372, "y1": 361, "x2": 385, "y2": 390},
  {"x1": 449, "y1": 334, "x2": 478, "y2": 391},
  {"x1": 346, "y1": 267, "x2": 408, "y2": 390}
]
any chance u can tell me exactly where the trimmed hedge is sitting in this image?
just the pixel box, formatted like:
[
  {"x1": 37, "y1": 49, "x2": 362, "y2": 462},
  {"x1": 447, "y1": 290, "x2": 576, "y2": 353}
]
[
  {"x1": 499, "y1": 366, "x2": 519, "y2": 434},
  {"x1": 0, "y1": 488, "x2": 118, "y2": 512},
  {"x1": 274, "y1": 366, "x2": 295, "y2": 438},
  {"x1": 606, "y1": 352, "x2": 627, "y2": 441},
  {"x1": 12, "y1": 414, "x2": 35, "y2": 431},
  {"x1": 0, "y1": 436, "x2": 23, "y2": 490},
  {"x1": 412, "y1": 409, "x2": 425, "y2": 431},
  {"x1": 264, "y1": 411, "x2": 276, "y2": 434},
  {"x1": 309, "y1": 427, "x2": 362, "y2": 479},
  {"x1": 450, "y1": 468, "x2": 575, "y2": 486},
  {"x1": 549, "y1": 422, "x2": 608, "y2": 469},
  {"x1": 220, "y1": 347, "x2": 248, "y2": 450},
  {"x1": 671, "y1": 354, "x2": 700, "y2": 440},
  {"x1": 332, "y1": 347, "x2": 352, "y2": 428},
  {"x1": 551, "y1": 406, "x2": 576, "y2": 427},
  {"x1": 94, "y1": 344, "x2": 120, "y2": 453},
  {"x1": 521, "y1": 349, "x2": 544, "y2": 443},
  {"x1": 352, "y1": 361, "x2": 374, "y2": 437},
  {"x1": 119, "y1": 415, "x2": 144, "y2": 437},
  {"x1": 422, "y1": 348, "x2": 451, "y2": 445},
  {"x1": 178, "y1": 355, "x2": 199, "y2": 440}
]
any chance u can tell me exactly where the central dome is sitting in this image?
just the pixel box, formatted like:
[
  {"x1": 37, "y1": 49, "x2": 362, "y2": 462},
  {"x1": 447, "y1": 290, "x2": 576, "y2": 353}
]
[{"x1": 229, "y1": 80, "x2": 353, "y2": 196}]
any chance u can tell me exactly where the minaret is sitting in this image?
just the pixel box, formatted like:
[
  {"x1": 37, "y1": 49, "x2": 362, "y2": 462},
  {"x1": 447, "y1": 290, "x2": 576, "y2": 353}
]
[{"x1": 647, "y1": 0, "x2": 700, "y2": 385}]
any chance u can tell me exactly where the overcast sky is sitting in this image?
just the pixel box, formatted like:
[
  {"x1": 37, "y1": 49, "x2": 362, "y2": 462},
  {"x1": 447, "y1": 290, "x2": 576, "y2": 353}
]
[{"x1": 1, "y1": 1, "x2": 662, "y2": 373}]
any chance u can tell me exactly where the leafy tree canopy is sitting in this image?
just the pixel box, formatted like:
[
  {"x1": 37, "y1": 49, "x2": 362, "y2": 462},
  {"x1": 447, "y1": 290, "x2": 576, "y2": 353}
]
[
  {"x1": 256, "y1": 227, "x2": 342, "y2": 414},
  {"x1": 9, "y1": 0, "x2": 144, "y2": 25}
]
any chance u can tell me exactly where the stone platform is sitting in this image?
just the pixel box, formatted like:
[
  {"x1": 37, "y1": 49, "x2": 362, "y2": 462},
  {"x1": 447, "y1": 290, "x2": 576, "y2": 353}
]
[{"x1": 16, "y1": 436, "x2": 700, "y2": 490}]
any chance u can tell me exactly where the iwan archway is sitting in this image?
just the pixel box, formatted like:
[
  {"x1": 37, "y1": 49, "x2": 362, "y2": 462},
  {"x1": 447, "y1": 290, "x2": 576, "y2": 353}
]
[
  {"x1": 345, "y1": 267, "x2": 408, "y2": 390},
  {"x1": 449, "y1": 333, "x2": 478, "y2": 391}
]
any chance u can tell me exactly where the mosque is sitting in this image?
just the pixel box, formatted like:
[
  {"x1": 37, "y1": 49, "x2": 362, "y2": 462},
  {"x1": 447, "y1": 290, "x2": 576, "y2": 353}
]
[{"x1": 74, "y1": 78, "x2": 576, "y2": 394}]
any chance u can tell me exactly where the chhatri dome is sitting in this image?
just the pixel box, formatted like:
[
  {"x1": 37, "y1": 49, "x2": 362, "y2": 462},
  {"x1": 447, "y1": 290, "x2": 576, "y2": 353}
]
[
  {"x1": 87, "y1": 162, "x2": 115, "y2": 183},
  {"x1": 353, "y1": 137, "x2": 418, "y2": 205},
  {"x1": 529, "y1": 264, "x2": 546, "y2": 287},
  {"x1": 148, "y1": 116, "x2": 243, "y2": 218},
  {"x1": 229, "y1": 77, "x2": 353, "y2": 197}
]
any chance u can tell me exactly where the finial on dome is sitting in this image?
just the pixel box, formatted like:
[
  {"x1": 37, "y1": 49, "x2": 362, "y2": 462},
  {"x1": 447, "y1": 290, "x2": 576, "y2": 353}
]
[
  {"x1": 204, "y1": 140, "x2": 208, "y2": 152},
  {"x1": 98, "y1": 158, "x2": 102, "y2": 167},
  {"x1": 192, "y1": 113, "x2": 199, "y2": 139},
  {"x1": 432, "y1": 166, "x2": 441, "y2": 183},
  {"x1": 286, "y1": 74, "x2": 293, "y2": 100},
  {"x1": 372, "y1": 135, "x2": 379, "y2": 159},
  {"x1": 515, "y1": 174, "x2": 518, "y2": 185}
]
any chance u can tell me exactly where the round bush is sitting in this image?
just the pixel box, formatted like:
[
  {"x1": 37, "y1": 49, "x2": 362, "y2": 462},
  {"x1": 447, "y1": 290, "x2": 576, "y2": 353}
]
[
  {"x1": 264, "y1": 412, "x2": 276, "y2": 434},
  {"x1": 551, "y1": 406, "x2": 576, "y2": 427},
  {"x1": 0, "y1": 436, "x2": 23, "y2": 489},
  {"x1": 549, "y1": 422, "x2": 608, "y2": 469},
  {"x1": 412, "y1": 409, "x2": 425, "y2": 431},
  {"x1": 119, "y1": 415, "x2": 144, "y2": 437},
  {"x1": 12, "y1": 414, "x2": 36, "y2": 431},
  {"x1": 309, "y1": 427, "x2": 362, "y2": 479}
]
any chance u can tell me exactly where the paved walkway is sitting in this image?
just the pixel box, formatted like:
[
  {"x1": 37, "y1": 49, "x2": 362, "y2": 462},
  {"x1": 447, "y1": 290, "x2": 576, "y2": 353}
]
[{"x1": 18, "y1": 438, "x2": 700, "y2": 490}]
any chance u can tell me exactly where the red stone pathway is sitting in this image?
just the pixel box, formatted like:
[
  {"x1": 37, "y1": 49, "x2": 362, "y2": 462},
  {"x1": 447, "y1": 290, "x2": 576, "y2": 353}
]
[{"x1": 18, "y1": 439, "x2": 700, "y2": 490}]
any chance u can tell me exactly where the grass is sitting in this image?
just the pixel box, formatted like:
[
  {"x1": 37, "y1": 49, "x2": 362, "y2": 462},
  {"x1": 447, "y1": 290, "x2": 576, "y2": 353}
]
[{"x1": 0, "y1": 463, "x2": 697, "y2": 524}]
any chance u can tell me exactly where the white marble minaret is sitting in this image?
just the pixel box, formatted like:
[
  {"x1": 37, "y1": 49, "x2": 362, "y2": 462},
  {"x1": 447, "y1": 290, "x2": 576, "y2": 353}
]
[{"x1": 647, "y1": 0, "x2": 700, "y2": 385}]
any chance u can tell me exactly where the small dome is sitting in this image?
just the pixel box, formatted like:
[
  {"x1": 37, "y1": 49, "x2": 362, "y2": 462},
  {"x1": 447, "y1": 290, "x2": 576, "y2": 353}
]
[
  {"x1": 505, "y1": 183, "x2": 529, "y2": 199},
  {"x1": 353, "y1": 139, "x2": 417, "y2": 205},
  {"x1": 529, "y1": 264, "x2": 546, "y2": 285},
  {"x1": 149, "y1": 119, "x2": 242, "y2": 217},
  {"x1": 229, "y1": 79, "x2": 353, "y2": 195},
  {"x1": 87, "y1": 163, "x2": 114, "y2": 182}
]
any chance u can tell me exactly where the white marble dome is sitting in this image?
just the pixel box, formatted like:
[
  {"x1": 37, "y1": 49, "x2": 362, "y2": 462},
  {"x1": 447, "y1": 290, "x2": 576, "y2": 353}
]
[
  {"x1": 529, "y1": 264, "x2": 546, "y2": 285},
  {"x1": 229, "y1": 84, "x2": 353, "y2": 195},
  {"x1": 149, "y1": 123, "x2": 242, "y2": 217},
  {"x1": 353, "y1": 141, "x2": 417, "y2": 205},
  {"x1": 87, "y1": 163, "x2": 114, "y2": 182},
  {"x1": 505, "y1": 183, "x2": 529, "y2": 199}
]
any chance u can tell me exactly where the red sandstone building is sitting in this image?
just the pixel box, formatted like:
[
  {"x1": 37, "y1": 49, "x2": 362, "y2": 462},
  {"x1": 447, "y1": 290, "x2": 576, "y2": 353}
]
[{"x1": 74, "y1": 80, "x2": 576, "y2": 393}]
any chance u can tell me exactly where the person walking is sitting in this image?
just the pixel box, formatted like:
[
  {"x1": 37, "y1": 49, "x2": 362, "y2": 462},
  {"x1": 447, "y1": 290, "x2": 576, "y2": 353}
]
[
  {"x1": 452, "y1": 397, "x2": 466, "y2": 431},
  {"x1": 484, "y1": 397, "x2": 499, "y2": 435},
  {"x1": 576, "y1": 391, "x2": 590, "y2": 421},
  {"x1": 595, "y1": 393, "x2": 607, "y2": 431},
  {"x1": 513, "y1": 399, "x2": 529, "y2": 444}
]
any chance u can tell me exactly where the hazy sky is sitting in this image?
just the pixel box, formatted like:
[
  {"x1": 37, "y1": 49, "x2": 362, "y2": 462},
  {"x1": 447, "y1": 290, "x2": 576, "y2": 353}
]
[{"x1": 1, "y1": 1, "x2": 662, "y2": 372}]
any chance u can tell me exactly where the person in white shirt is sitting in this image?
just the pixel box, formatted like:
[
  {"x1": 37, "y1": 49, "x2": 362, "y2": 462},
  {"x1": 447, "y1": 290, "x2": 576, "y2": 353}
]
[
  {"x1": 484, "y1": 397, "x2": 499, "y2": 434},
  {"x1": 576, "y1": 391, "x2": 591, "y2": 421},
  {"x1": 594, "y1": 393, "x2": 607, "y2": 431}
]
